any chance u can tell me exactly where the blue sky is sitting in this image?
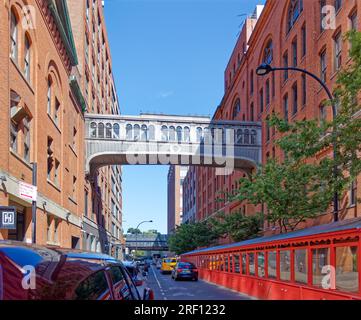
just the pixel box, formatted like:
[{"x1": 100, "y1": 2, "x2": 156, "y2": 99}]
[{"x1": 104, "y1": 0, "x2": 265, "y2": 234}]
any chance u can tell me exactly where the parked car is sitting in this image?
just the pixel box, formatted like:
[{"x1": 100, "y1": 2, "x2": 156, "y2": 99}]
[
  {"x1": 171, "y1": 262, "x2": 198, "y2": 281},
  {"x1": 0, "y1": 241, "x2": 154, "y2": 300},
  {"x1": 156, "y1": 260, "x2": 162, "y2": 269},
  {"x1": 160, "y1": 257, "x2": 177, "y2": 274}
]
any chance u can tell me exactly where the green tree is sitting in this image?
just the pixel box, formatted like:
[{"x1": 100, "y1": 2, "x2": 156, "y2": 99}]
[
  {"x1": 208, "y1": 211, "x2": 262, "y2": 242},
  {"x1": 168, "y1": 222, "x2": 219, "y2": 255},
  {"x1": 127, "y1": 228, "x2": 141, "y2": 234}
]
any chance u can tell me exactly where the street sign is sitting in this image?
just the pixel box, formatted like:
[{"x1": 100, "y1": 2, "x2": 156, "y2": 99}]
[
  {"x1": 19, "y1": 181, "x2": 37, "y2": 201},
  {"x1": 0, "y1": 206, "x2": 17, "y2": 230}
]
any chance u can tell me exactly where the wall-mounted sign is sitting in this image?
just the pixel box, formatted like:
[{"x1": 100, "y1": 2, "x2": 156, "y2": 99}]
[
  {"x1": 0, "y1": 206, "x2": 17, "y2": 230},
  {"x1": 19, "y1": 181, "x2": 37, "y2": 201}
]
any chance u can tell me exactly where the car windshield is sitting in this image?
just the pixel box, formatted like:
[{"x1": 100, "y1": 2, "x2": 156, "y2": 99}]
[{"x1": 164, "y1": 259, "x2": 176, "y2": 263}]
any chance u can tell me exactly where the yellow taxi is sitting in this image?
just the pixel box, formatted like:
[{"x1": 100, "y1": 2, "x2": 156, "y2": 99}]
[{"x1": 160, "y1": 257, "x2": 177, "y2": 274}]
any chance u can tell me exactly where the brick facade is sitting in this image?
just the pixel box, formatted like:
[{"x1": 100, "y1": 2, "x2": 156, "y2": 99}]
[{"x1": 190, "y1": 0, "x2": 361, "y2": 239}]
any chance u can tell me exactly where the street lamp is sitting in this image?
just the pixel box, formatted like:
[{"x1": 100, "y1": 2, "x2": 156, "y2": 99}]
[
  {"x1": 134, "y1": 220, "x2": 153, "y2": 258},
  {"x1": 256, "y1": 63, "x2": 339, "y2": 222}
]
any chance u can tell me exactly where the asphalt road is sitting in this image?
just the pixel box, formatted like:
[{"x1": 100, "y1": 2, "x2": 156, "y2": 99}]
[{"x1": 143, "y1": 265, "x2": 251, "y2": 300}]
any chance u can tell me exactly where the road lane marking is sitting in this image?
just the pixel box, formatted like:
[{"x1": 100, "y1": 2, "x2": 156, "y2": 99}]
[{"x1": 151, "y1": 265, "x2": 167, "y2": 300}]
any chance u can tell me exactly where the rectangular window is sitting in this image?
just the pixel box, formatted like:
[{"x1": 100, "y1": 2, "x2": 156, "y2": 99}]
[
  {"x1": 24, "y1": 37, "x2": 30, "y2": 81},
  {"x1": 257, "y1": 252, "x2": 265, "y2": 278},
  {"x1": 54, "y1": 218, "x2": 60, "y2": 244},
  {"x1": 292, "y1": 83, "x2": 298, "y2": 115},
  {"x1": 10, "y1": 121, "x2": 18, "y2": 152},
  {"x1": 73, "y1": 127, "x2": 77, "y2": 150},
  {"x1": 10, "y1": 11, "x2": 18, "y2": 61},
  {"x1": 320, "y1": 50, "x2": 327, "y2": 83},
  {"x1": 72, "y1": 176, "x2": 77, "y2": 200},
  {"x1": 249, "y1": 253, "x2": 255, "y2": 276},
  {"x1": 47, "y1": 215, "x2": 52, "y2": 242},
  {"x1": 312, "y1": 248, "x2": 330, "y2": 286},
  {"x1": 301, "y1": 24, "x2": 306, "y2": 57},
  {"x1": 335, "y1": 246, "x2": 359, "y2": 293},
  {"x1": 335, "y1": 0, "x2": 342, "y2": 12},
  {"x1": 54, "y1": 99, "x2": 60, "y2": 126},
  {"x1": 283, "y1": 51, "x2": 288, "y2": 82},
  {"x1": 259, "y1": 89, "x2": 264, "y2": 113},
  {"x1": 268, "y1": 251, "x2": 277, "y2": 279},
  {"x1": 294, "y1": 249, "x2": 308, "y2": 284},
  {"x1": 292, "y1": 38, "x2": 298, "y2": 67},
  {"x1": 350, "y1": 11, "x2": 358, "y2": 30},
  {"x1": 47, "y1": 137, "x2": 53, "y2": 180},
  {"x1": 302, "y1": 74, "x2": 307, "y2": 106},
  {"x1": 229, "y1": 254, "x2": 233, "y2": 273},
  {"x1": 250, "y1": 103, "x2": 254, "y2": 121},
  {"x1": 84, "y1": 190, "x2": 88, "y2": 217},
  {"x1": 250, "y1": 72, "x2": 254, "y2": 95},
  {"x1": 280, "y1": 250, "x2": 291, "y2": 281},
  {"x1": 234, "y1": 254, "x2": 240, "y2": 273},
  {"x1": 47, "y1": 81, "x2": 52, "y2": 115},
  {"x1": 54, "y1": 160, "x2": 60, "y2": 186},
  {"x1": 334, "y1": 32, "x2": 342, "y2": 71}
]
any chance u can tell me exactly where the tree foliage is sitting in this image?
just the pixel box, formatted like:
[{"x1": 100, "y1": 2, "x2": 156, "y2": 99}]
[
  {"x1": 208, "y1": 211, "x2": 262, "y2": 242},
  {"x1": 168, "y1": 222, "x2": 219, "y2": 255}
]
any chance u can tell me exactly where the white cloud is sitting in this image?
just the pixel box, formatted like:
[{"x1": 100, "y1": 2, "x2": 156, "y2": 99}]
[{"x1": 157, "y1": 90, "x2": 174, "y2": 99}]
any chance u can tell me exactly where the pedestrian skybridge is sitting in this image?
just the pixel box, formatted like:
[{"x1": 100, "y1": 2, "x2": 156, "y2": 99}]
[{"x1": 85, "y1": 113, "x2": 262, "y2": 177}]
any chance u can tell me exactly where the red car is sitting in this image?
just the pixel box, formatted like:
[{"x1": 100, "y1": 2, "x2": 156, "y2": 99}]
[{"x1": 0, "y1": 241, "x2": 154, "y2": 300}]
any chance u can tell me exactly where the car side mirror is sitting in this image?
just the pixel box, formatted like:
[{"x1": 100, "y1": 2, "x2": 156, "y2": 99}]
[{"x1": 143, "y1": 288, "x2": 154, "y2": 300}]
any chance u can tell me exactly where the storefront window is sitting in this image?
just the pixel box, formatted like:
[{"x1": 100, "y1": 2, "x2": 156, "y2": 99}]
[
  {"x1": 312, "y1": 248, "x2": 330, "y2": 287},
  {"x1": 295, "y1": 249, "x2": 308, "y2": 284},
  {"x1": 257, "y1": 252, "x2": 265, "y2": 277},
  {"x1": 268, "y1": 251, "x2": 277, "y2": 278},
  {"x1": 249, "y1": 253, "x2": 255, "y2": 276},
  {"x1": 336, "y1": 246, "x2": 359, "y2": 293},
  {"x1": 234, "y1": 254, "x2": 240, "y2": 273},
  {"x1": 280, "y1": 250, "x2": 291, "y2": 281}
]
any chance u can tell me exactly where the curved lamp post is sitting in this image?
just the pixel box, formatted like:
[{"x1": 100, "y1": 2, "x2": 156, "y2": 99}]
[
  {"x1": 134, "y1": 220, "x2": 153, "y2": 258},
  {"x1": 256, "y1": 63, "x2": 339, "y2": 222}
]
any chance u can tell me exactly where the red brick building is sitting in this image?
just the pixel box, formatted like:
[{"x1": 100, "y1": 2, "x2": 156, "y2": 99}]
[
  {"x1": 0, "y1": 0, "x2": 85, "y2": 247},
  {"x1": 191, "y1": 0, "x2": 360, "y2": 237},
  {"x1": 67, "y1": 0, "x2": 123, "y2": 258}
]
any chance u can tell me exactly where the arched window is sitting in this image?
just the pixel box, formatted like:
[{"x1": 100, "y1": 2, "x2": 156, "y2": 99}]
[
  {"x1": 90, "y1": 122, "x2": 97, "y2": 138},
  {"x1": 148, "y1": 125, "x2": 155, "y2": 140},
  {"x1": 10, "y1": 9, "x2": 18, "y2": 61},
  {"x1": 47, "y1": 77, "x2": 52, "y2": 115},
  {"x1": 244, "y1": 129, "x2": 250, "y2": 144},
  {"x1": 105, "y1": 123, "x2": 112, "y2": 138},
  {"x1": 169, "y1": 126, "x2": 176, "y2": 141},
  {"x1": 24, "y1": 35, "x2": 31, "y2": 82},
  {"x1": 133, "y1": 124, "x2": 140, "y2": 140},
  {"x1": 161, "y1": 125, "x2": 168, "y2": 141},
  {"x1": 98, "y1": 123, "x2": 104, "y2": 138},
  {"x1": 263, "y1": 40, "x2": 273, "y2": 65},
  {"x1": 141, "y1": 124, "x2": 147, "y2": 141},
  {"x1": 196, "y1": 127, "x2": 203, "y2": 142},
  {"x1": 236, "y1": 129, "x2": 243, "y2": 144},
  {"x1": 126, "y1": 124, "x2": 133, "y2": 140},
  {"x1": 232, "y1": 98, "x2": 241, "y2": 119},
  {"x1": 184, "y1": 127, "x2": 190, "y2": 142},
  {"x1": 176, "y1": 126, "x2": 183, "y2": 142},
  {"x1": 287, "y1": 0, "x2": 303, "y2": 33},
  {"x1": 251, "y1": 130, "x2": 257, "y2": 145},
  {"x1": 113, "y1": 123, "x2": 120, "y2": 139}
]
